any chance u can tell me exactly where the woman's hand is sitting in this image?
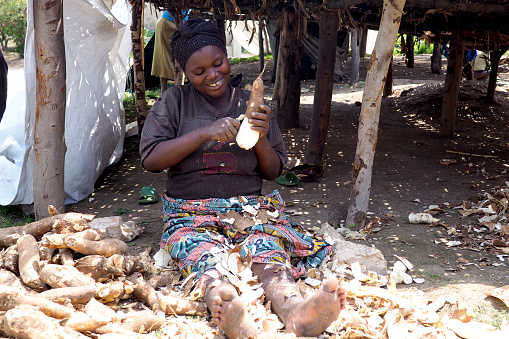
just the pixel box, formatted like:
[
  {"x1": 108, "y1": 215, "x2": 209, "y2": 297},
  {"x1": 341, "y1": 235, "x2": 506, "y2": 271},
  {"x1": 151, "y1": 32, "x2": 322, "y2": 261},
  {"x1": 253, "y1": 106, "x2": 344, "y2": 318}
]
[
  {"x1": 205, "y1": 117, "x2": 241, "y2": 143},
  {"x1": 246, "y1": 103, "x2": 271, "y2": 139}
]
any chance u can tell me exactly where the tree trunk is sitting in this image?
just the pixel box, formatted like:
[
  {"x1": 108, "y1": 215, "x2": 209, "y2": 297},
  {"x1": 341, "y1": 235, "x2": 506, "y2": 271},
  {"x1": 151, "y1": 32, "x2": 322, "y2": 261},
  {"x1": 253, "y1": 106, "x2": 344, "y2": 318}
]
[
  {"x1": 304, "y1": 10, "x2": 338, "y2": 165},
  {"x1": 486, "y1": 46, "x2": 506, "y2": 103},
  {"x1": 274, "y1": 6, "x2": 301, "y2": 130},
  {"x1": 383, "y1": 57, "x2": 394, "y2": 97},
  {"x1": 359, "y1": 26, "x2": 368, "y2": 58},
  {"x1": 131, "y1": 0, "x2": 148, "y2": 138},
  {"x1": 259, "y1": 19, "x2": 265, "y2": 73},
  {"x1": 33, "y1": 0, "x2": 66, "y2": 220},
  {"x1": 345, "y1": 0, "x2": 406, "y2": 230},
  {"x1": 349, "y1": 28, "x2": 360, "y2": 86},
  {"x1": 406, "y1": 34, "x2": 414, "y2": 68},
  {"x1": 270, "y1": 19, "x2": 280, "y2": 84},
  {"x1": 431, "y1": 43, "x2": 442, "y2": 74},
  {"x1": 439, "y1": 29, "x2": 466, "y2": 137}
]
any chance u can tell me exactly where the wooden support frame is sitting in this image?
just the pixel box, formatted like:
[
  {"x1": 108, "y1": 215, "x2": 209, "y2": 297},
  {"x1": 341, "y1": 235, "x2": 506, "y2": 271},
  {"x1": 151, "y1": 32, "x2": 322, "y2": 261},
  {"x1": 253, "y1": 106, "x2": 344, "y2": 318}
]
[
  {"x1": 33, "y1": 0, "x2": 66, "y2": 220},
  {"x1": 345, "y1": 0, "x2": 406, "y2": 230},
  {"x1": 304, "y1": 10, "x2": 339, "y2": 165},
  {"x1": 439, "y1": 29, "x2": 466, "y2": 137},
  {"x1": 131, "y1": 0, "x2": 148, "y2": 138}
]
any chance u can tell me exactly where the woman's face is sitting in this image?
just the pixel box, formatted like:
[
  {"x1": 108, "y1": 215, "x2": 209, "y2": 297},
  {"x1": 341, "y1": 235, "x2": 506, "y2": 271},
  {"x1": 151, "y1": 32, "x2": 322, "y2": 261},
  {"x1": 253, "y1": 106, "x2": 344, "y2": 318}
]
[{"x1": 185, "y1": 45, "x2": 231, "y2": 99}]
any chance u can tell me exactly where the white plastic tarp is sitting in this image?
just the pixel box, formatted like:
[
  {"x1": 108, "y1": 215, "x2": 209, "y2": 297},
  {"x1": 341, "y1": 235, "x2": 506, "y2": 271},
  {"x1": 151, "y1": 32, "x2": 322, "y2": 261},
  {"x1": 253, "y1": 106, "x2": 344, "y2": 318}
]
[{"x1": 0, "y1": 0, "x2": 132, "y2": 205}]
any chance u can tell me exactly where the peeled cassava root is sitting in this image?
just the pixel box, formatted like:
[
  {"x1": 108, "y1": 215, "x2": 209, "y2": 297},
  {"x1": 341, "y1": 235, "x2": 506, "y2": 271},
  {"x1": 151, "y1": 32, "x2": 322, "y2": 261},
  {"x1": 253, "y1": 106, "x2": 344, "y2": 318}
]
[{"x1": 236, "y1": 65, "x2": 266, "y2": 150}]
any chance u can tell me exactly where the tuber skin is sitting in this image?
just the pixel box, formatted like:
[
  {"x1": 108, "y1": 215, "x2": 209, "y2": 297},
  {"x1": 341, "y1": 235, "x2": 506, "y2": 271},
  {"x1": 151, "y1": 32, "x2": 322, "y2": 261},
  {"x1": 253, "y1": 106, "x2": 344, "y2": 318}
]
[
  {"x1": 39, "y1": 263, "x2": 96, "y2": 288},
  {"x1": 120, "y1": 309, "x2": 165, "y2": 333},
  {"x1": 75, "y1": 254, "x2": 147, "y2": 282},
  {"x1": 0, "y1": 212, "x2": 94, "y2": 248},
  {"x1": 0, "y1": 245, "x2": 19, "y2": 274},
  {"x1": 65, "y1": 237, "x2": 128, "y2": 257},
  {"x1": 159, "y1": 294, "x2": 208, "y2": 316},
  {"x1": 39, "y1": 285, "x2": 97, "y2": 306},
  {"x1": 2, "y1": 305, "x2": 89, "y2": 339},
  {"x1": 17, "y1": 234, "x2": 46, "y2": 291},
  {"x1": 0, "y1": 285, "x2": 73, "y2": 319},
  {"x1": 41, "y1": 229, "x2": 101, "y2": 249},
  {"x1": 236, "y1": 72, "x2": 264, "y2": 150},
  {"x1": 128, "y1": 272, "x2": 163, "y2": 312}
]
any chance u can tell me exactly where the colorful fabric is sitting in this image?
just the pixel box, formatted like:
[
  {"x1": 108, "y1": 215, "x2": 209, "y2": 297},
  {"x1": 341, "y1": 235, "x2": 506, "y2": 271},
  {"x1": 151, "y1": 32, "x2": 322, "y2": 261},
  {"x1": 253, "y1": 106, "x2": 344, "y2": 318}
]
[{"x1": 161, "y1": 190, "x2": 333, "y2": 280}]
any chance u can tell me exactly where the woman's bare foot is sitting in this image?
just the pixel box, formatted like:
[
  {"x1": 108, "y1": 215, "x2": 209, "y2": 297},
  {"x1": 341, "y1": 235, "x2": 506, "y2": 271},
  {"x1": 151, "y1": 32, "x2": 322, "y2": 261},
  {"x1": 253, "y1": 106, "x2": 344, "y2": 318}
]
[
  {"x1": 209, "y1": 284, "x2": 259, "y2": 339},
  {"x1": 285, "y1": 277, "x2": 347, "y2": 337}
]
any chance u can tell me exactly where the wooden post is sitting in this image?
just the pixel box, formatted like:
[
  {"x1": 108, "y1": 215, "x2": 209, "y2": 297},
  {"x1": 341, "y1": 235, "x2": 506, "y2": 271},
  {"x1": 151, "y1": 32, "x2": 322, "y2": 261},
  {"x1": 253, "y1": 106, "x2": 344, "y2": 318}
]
[
  {"x1": 305, "y1": 10, "x2": 338, "y2": 165},
  {"x1": 359, "y1": 26, "x2": 368, "y2": 58},
  {"x1": 33, "y1": 0, "x2": 66, "y2": 220},
  {"x1": 439, "y1": 29, "x2": 466, "y2": 137},
  {"x1": 130, "y1": 0, "x2": 148, "y2": 138},
  {"x1": 274, "y1": 6, "x2": 301, "y2": 130},
  {"x1": 431, "y1": 42, "x2": 442, "y2": 74},
  {"x1": 345, "y1": 0, "x2": 406, "y2": 230},
  {"x1": 349, "y1": 28, "x2": 360, "y2": 86},
  {"x1": 406, "y1": 34, "x2": 414, "y2": 68},
  {"x1": 383, "y1": 56, "x2": 393, "y2": 97},
  {"x1": 259, "y1": 19, "x2": 265, "y2": 73},
  {"x1": 486, "y1": 45, "x2": 506, "y2": 103}
]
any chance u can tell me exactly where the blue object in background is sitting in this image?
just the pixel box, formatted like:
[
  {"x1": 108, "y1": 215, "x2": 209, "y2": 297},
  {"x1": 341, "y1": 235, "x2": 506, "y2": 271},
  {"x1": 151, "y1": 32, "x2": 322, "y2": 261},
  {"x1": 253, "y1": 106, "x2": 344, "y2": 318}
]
[{"x1": 162, "y1": 10, "x2": 190, "y2": 23}]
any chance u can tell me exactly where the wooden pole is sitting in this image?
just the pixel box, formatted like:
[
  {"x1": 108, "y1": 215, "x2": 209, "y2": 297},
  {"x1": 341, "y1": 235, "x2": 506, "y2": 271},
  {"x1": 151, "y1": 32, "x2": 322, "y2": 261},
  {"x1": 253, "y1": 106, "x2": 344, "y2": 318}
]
[
  {"x1": 130, "y1": 0, "x2": 148, "y2": 138},
  {"x1": 406, "y1": 34, "x2": 414, "y2": 68},
  {"x1": 33, "y1": 0, "x2": 66, "y2": 220},
  {"x1": 345, "y1": 0, "x2": 406, "y2": 230},
  {"x1": 304, "y1": 10, "x2": 338, "y2": 165},
  {"x1": 359, "y1": 26, "x2": 368, "y2": 59},
  {"x1": 349, "y1": 28, "x2": 360, "y2": 86},
  {"x1": 431, "y1": 42, "x2": 442, "y2": 74},
  {"x1": 259, "y1": 19, "x2": 265, "y2": 73},
  {"x1": 439, "y1": 29, "x2": 466, "y2": 137},
  {"x1": 274, "y1": 5, "x2": 301, "y2": 130},
  {"x1": 486, "y1": 45, "x2": 506, "y2": 103}
]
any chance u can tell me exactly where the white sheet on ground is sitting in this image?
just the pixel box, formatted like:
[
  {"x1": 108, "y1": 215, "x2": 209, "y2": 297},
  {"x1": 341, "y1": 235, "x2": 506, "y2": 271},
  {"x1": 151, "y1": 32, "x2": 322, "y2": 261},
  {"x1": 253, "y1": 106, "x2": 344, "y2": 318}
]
[{"x1": 0, "y1": 0, "x2": 132, "y2": 205}]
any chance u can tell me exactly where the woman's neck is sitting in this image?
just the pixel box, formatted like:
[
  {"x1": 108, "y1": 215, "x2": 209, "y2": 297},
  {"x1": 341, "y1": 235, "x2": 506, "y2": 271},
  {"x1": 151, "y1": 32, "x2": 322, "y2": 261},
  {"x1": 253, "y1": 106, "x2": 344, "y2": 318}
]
[{"x1": 205, "y1": 85, "x2": 232, "y2": 110}]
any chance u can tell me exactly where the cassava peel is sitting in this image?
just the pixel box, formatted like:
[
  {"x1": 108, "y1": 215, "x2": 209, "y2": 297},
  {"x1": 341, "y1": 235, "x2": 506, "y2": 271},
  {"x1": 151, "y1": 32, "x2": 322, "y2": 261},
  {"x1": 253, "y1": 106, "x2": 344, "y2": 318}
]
[{"x1": 236, "y1": 64, "x2": 267, "y2": 150}]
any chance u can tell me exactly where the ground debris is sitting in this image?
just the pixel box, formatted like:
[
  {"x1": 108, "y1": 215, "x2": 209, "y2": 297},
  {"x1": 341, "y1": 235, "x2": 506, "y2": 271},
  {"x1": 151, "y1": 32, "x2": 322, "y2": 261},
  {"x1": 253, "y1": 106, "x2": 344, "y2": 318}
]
[{"x1": 436, "y1": 181, "x2": 509, "y2": 257}]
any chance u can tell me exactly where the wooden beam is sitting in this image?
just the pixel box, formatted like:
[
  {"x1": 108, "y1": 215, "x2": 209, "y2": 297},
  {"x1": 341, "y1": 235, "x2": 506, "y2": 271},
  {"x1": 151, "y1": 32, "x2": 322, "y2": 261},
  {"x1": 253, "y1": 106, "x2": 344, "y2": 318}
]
[
  {"x1": 439, "y1": 29, "x2": 466, "y2": 137},
  {"x1": 486, "y1": 45, "x2": 507, "y2": 103},
  {"x1": 321, "y1": 0, "x2": 509, "y2": 15},
  {"x1": 349, "y1": 28, "x2": 360, "y2": 86},
  {"x1": 345, "y1": 0, "x2": 406, "y2": 230},
  {"x1": 33, "y1": 0, "x2": 66, "y2": 219},
  {"x1": 259, "y1": 19, "x2": 265, "y2": 73},
  {"x1": 304, "y1": 10, "x2": 338, "y2": 165},
  {"x1": 131, "y1": 0, "x2": 148, "y2": 138},
  {"x1": 274, "y1": 6, "x2": 301, "y2": 130}
]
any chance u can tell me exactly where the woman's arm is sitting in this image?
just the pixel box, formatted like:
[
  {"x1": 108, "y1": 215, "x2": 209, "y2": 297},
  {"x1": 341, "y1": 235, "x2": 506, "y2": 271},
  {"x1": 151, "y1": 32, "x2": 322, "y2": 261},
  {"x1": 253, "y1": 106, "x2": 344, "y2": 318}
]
[
  {"x1": 249, "y1": 104, "x2": 283, "y2": 180},
  {"x1": 143, "y1": 117, "x2": 240, "y2": 171}
]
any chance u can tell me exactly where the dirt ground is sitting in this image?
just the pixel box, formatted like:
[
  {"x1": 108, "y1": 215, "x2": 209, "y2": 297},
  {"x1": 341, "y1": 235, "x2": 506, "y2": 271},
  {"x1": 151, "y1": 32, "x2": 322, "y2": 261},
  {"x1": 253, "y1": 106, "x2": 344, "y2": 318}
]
[{"x1": 5, "y1": 51, "x2": 509, "y2": 328}]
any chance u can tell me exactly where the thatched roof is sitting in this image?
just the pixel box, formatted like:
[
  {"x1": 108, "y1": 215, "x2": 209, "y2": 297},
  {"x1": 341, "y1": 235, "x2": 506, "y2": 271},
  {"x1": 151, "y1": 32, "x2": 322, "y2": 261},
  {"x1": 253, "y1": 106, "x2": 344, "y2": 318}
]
[{"x1": 144, "y1": 0, "x2": 509, "y2": 50}]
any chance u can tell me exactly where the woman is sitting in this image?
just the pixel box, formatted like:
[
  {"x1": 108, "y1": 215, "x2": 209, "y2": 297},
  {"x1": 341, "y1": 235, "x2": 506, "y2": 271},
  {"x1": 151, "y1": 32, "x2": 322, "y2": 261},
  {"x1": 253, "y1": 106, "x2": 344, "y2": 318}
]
[{"x1": 139, "y1": 18, "x2": 346, "y2": 338}]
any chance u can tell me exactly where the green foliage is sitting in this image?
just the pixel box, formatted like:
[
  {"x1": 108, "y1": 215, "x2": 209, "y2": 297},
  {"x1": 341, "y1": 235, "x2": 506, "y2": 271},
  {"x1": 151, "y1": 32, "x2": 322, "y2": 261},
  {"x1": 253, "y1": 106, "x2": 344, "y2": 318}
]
[
  {"x1": 229, "y1": 54, "x2": 273, "y2": 65},
  {"x1": 394, "y1": 34, "x2": 433, "y2": 55},
  {"x1": 0, "y1": 205, "x2": 33, "y2": 228},
  {"x1": 415, "y1": 43, "x2": 433, "y2": 54},
  {"x1": 0, "y1": 0, "x2": 27, "y2": 57}
]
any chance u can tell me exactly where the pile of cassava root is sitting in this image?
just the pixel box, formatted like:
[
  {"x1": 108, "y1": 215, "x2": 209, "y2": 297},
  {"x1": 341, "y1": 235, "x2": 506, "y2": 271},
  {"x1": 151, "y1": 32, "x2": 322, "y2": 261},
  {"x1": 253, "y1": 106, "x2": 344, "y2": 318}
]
[{"x1": 0, "y1": 206, "x2": 206, "y2": 339}]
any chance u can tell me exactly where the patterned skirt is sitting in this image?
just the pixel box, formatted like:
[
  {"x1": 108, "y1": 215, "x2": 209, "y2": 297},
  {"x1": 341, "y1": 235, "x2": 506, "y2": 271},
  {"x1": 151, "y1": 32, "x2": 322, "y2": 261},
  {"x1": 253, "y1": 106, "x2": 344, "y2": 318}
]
[{"x1": 161, "y1": 190, "x2": 332, "y2": 279}]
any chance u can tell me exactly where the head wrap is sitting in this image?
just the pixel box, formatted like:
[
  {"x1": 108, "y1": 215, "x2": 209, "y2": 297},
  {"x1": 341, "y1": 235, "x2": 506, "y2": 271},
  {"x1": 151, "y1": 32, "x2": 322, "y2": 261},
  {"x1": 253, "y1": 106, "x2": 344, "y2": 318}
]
[{"x1": 170, "y1": 19, "x2": 227, "y2": 70}]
